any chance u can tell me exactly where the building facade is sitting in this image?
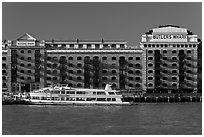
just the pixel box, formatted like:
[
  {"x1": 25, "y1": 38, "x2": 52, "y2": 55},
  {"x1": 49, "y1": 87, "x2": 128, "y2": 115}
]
[
  {"x1": 2, "y1": 25, "x2": 201, "y2": 94},
  {"x1": 2, "y1": 33, "x2": 144, "y2": 93},
  {"x1": 140, "y1": 25, "x2": 200, "y2": 93}
]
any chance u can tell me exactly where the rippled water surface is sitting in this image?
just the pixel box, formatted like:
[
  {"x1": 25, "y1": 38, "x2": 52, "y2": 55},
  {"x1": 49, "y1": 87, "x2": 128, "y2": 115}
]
[{"x1": 2, "y1": 103, "x2": 202, "y2": 135}]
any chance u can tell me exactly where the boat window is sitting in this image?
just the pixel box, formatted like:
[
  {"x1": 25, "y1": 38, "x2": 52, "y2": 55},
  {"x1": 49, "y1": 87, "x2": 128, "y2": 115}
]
[
  {"x1": 87, "y1": 98, "x2": 96, "y2": 101},
  {"x1": 112, "y1": 98, "x2": 116, "y2": 101},
  {"x1": 61, "y1": 97, "x2": 65, "y2": 101},
  {"x1": 53, "y1": 90, "x2": 60, "y2": 94},
  {"x1": 76, "y1": 91, "x2": 86, "y2": 94},
  {"x1": 41, "y1": 97, "x2": 47, "y2": 100},
  {"x1": 61, "y1": 91, "x2": 65, "y2": 94},
  {"x1": 115, "y1": 92, "x2": 121, "y2": 95},
  {"x1": 93, "y1": 92, "x2": 96, "y2": 95},
  {"x1": 97, "y1": 98, "x2": 106, "y2": 101},
  {"x1": 107, "y1": 98, "x2": 111, "y2": 101},
  {"x1": 97, "y1": 92, "x2": 106, "y2": 95},
  {"x1": 66, "y1": 91, "x2": 75, "y2": 94},
  {"x1": 108, "y1": 92, "x2": 115, "y2": 95}
]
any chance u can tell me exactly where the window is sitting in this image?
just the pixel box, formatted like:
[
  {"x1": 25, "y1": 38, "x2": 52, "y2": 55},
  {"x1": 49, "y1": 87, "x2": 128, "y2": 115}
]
[
  {"x1": 187, "y1": 77, "x2": 191, "y2": 80},
  {"x1": 112, "y1": 77, "x2": 116, "y2": 80},
  {"x1": 112, "y1": 57, "x2": 116, "y2": 60},
  {"x1": 163, "y1": 77, "x2": 167, "y2": 80},
  {"x1": 102, "y1": 77, "x2": 107, "y2": 80},
  {"x1": 187, "y1": 70, "x2": 192, "y2": 73},
  {"x1": 47, "y1": 63, "x2": 51, "y2": 67},
  {"x1": 173, "y1": 44, "x2": 176, "y2": 47},
  {"x1": 2, "y1": 63, "x2": 6, "y2": 67},
  {"x1": 53, "y1": 70, "x2": 57, "y2": 74},
  {"x1": 172, "y1": 50, "x2": 177, "y2": 54},
  {"x1": 27, "y1": 77, "x2": 31, "y2": 80},
  {"x1": 136, "y1": 83, "x2": 140, "y2": 87},
  {"x1": 20, "y1": 77, "x2": 24, "y2": 80},
  {"x1": 77, "y1": 63, "x2": 82, "y2": 67},
  {"x1": 103, "y1": 44, "x2": 108, "y2": 48},
  {"x1": 187, "y1": 57, "x2": 191, "y2": 60},
  {"x1": 77, "y1": 83, "x2": 82, "y2": 87},
  {"x1": 128, "y1": 64, "x2": 133, "y2": 67},
  {"x1": 148, "y1": 70, "x2": 153, "y2": 73},
  {"x1": 163, "y1": 57, "x2": 167, "y2": 60},
  {"x1": 136, "y1": 70, "x2": 141, "y2": 74},
  {"x1": 172, "y1": 63, "x2": 177, "y2": 67},
  {"x1": 53, "y1": 77, "x2": 58, "y2": 81},
  {"x1": 163, "y1": 83, "x2": 167, "y2": 87},
  {"x1": 20, "y1": 50, "x2": 24, "y2": 53},
  {"x1": 172, "y1": 83, "x2": 177, "y2": 87},
  {"x1": 27, "y1": 57, "x2": 31, "y2": 60},
  {"x1": 148, "y1": 57, "x2": 153, "y2": 60},
  {"x1": 79, "y1": 44, "x2": 83, "y2": 48},
  {"x1": 112, "y1": 70, "x2": 116, "y2": 73},
  {"x1": 2, "y1": 57, "x2": 6, "y2": 60},
  {"x1": 163, "y1": 70, "x2": 167, "y2": 73},
  {"x1": 68, "y1": 70, "x2": 73, "y2": 73},
  {"x1": 148, "y1": 83, "x2": 153, "y2": 87},
  {"x1": 165, "y1": 44, "x2": 168, "y2": 47},
  {"x1": 187, "y1": 50, "x2": 191, "y2": 54},
  {"x1": 148, "y1": 77, "x2": 153, "y2": 80},
  {"x1": 136, "y1": 57, "x2": 140, "y2": 60},
  {"x1": 128, "y1": 70, "x2": 133, "y2": 74},
  {"x1": 70, "y1": 44, "x2": 74, "y2": 48},
  {"x1": 163, "y1": 63, "x2": 167, "y2": 67},
  {"x1": 47, "y1": 70, "x2": 51, "y2": 74},
  {"x1": 111, "y1": 44, "x2": 116, "y2": 48},
  {"x1": 77, "y1": 77, "x2": 82, "y2": 80},
  {"x1": 77, "y1": 57, "x2": 82, "y2": 60},
  {"x1": 102, "y1": 70, "x2": 107, "y2": 73},
  {"x1": 47, "y1": 57, "x2": 51, "y2": 60},
  {"x1": 95, "y1": 44, "x2": 100, "y2": 49},
  {"x1": 136, "y1": 77, "x2": 141, "y2": 80},
  {"x1": 53, "y1": 64, "x2": 57, "y2": 68},
  {"x1": 2, "y1": 76, "x2": 6, "y2": 80},
  {"x1": 68, "y1": 63, "x2": 73, "y2": 67},
  {"x1": 172, "y1": 70, "x2": 177, "y2": 74},
  {"x1": 172, "y1": 77, "x2": 177, "y2": 80},
  {"x1": 120, "y1": 44, "x2": 125, "y2": 48},
  {"x1": 77, "y1": 70, "x2": 82, "y2": 74},
  {"x1": 148, "y1": 50, "x2": 153, "y2": 54},
  {"x1": 163, "y1": 50, "x2": 167, "y2": 54},
  {"x1": 128, "y1": 77, "x2": 133, "y2": 80},
  {"x1": 20, "y1": 57, "x2": 24, "y2": 60},
  {"x1": 2, "y1": 70, "x2": 6, "y2": 74},
  {"x1": 148, "y1": 63, "x2": 153, "y2": 67},
  {"x1": 102, "y1": 57, "x2": 107, "y2": 60},
  {"x1": 20, "y1": 70, "x2": 24, "y2": 73},
  {"x1": 129, "y1": 84, "x2": 133, "y2": 87},
  {"x1": 144, "y1": 44, "x2": 147, "y2": 47},
  {"x1": 69, "y1": 76, "x2": 72, "y2": 80},
  {"x1": 69, "y1": 57, "x2": 73, "y2": 60},
  {"x1": 136, "y1": 63, "x2": 141, "y2": 68},
  {"x1": 28, "y1": 50, "x2": 32, "y2": 53},
  {"x1": 172, "y1": 57, "x2": 177, "y2": 60},
  {"x1": 87, "y1": 44, "x2": 91, "y2": 48},
  {"x1": 128, "y1": 57, "x2": 133, "y2": 60},
  {"x1": 47, "y1": 77, "x2": 51, "y2": 80},
  {"x1": 27, "y1": 70, "x2": 31, "y2": 73},
  {"x1": 187, "y1": 64, "x2": 191, "y2": 67}
]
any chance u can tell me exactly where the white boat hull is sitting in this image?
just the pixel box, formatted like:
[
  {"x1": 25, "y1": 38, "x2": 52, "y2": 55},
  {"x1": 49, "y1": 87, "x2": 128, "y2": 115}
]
[{"x1": 24, "y1": 99, "x2": 132, "y2": 105}]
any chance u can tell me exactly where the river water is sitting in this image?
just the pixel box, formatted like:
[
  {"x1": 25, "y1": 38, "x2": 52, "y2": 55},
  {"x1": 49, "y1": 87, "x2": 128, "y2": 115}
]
[{"x1": 2, "y1": 103, "x2": 202, "y2": 135}]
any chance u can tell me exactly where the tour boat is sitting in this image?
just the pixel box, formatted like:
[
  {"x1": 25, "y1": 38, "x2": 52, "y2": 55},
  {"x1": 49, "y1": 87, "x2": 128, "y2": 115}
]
[{"x1": 23, "y1": 84, "x2": 132, "y2": 105}]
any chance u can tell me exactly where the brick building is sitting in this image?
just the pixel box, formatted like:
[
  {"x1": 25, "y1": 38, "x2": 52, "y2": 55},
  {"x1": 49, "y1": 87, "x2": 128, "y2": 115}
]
[{"x1": 2, "y1": 25, "x2": 201, "y2": 94}]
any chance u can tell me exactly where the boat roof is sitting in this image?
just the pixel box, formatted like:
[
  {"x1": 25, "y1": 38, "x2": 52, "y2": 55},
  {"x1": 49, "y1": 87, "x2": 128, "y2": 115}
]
[{"x1": 32, "y1": 84, "x2": 119, "y2": 93}]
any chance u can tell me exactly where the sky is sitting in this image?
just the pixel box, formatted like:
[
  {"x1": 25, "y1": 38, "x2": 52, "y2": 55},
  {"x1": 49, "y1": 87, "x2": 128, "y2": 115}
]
[{"x1": 2, "y1": 2, "x2": 202, "y2": 46}]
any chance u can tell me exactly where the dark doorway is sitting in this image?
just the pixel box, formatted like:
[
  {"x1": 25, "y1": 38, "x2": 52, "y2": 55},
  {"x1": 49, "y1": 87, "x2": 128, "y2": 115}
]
[{"x1": 24, "y1": 84, "x2": 30, "y2": 92}]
